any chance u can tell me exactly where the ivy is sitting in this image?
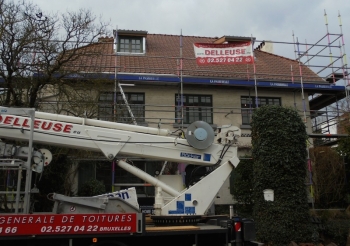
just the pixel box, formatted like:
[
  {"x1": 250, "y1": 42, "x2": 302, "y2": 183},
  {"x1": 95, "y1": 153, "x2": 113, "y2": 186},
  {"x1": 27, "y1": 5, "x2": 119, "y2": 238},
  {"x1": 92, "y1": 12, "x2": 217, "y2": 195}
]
[
  {"x1": 337, "y1": 125, "x2": 350, "y2": 156},
  {"x1": 251, "y1": 105, "x2": 312, "y2": 245},
  {"x1": 34, "y1": 146, "x2": 74, "y2": 212},
  {"x1": 231, "y1": 157, "x2": 254, "y2": 218},
  {"x1": 78, "y1": 178, "x2": 106, "y2": 197}
]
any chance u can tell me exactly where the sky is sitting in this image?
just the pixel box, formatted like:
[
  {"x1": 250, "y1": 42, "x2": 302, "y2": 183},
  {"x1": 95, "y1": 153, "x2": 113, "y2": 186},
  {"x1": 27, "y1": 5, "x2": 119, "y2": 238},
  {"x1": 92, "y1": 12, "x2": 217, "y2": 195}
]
[{"x1": 30, "y1": 0, "x2": 350, "y2": 82}]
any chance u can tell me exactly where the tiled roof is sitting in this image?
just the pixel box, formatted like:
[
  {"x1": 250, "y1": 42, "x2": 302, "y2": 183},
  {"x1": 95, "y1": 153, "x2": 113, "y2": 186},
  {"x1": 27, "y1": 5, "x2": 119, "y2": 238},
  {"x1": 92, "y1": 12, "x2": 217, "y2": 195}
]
[{"x1": 68, "y1": 33, "x2": 325, "y2": 83}]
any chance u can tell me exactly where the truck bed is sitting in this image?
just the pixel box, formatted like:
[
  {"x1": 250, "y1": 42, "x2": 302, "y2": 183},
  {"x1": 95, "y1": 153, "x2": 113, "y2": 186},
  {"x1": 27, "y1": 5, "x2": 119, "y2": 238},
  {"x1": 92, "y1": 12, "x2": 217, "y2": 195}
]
[{"x1": 0, "y1": 214, "x2": 230, "y2": 246}]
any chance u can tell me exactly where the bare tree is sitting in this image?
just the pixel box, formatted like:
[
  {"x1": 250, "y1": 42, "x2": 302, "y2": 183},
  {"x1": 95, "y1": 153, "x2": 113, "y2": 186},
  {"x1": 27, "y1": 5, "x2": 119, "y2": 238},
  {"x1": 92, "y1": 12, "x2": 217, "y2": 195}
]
[
  {"x1": 0, "y1": 0, "x2": 109, "y2": 107},
  {"x1": 0, "y1": 0, "x2": 43, "y2": 106},
  {"x1": 310, "y1": 146, "x2": 347, "y2": 208},
  {"x1": 39, "y1": 79, "x2": 108, "y2": 118}
]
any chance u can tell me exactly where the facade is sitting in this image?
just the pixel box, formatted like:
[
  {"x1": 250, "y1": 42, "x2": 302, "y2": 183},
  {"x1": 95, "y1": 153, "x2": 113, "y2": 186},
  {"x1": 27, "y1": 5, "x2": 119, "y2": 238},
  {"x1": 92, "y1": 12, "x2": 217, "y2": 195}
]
[{"x1": 38, "y1": 30, "x2": 346, "y2": 206}]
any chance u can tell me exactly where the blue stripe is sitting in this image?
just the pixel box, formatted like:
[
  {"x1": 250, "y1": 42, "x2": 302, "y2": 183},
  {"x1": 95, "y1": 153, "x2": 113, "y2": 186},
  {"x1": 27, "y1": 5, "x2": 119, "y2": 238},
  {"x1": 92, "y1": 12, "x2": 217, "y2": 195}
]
[{"x1": 32, "y1": 72, "x2": 345, "y2": 91}]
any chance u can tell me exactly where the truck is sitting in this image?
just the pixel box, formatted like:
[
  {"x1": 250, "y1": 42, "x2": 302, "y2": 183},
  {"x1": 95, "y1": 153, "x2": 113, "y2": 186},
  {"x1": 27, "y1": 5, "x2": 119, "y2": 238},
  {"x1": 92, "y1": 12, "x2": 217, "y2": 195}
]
[{"x1": 0, "y1": 107, "x2": 259, "y2": 246}]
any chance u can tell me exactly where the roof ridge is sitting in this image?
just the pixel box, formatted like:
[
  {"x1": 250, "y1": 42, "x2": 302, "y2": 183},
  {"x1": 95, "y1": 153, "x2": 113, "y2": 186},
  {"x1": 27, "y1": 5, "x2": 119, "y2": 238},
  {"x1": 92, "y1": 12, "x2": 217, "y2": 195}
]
[
  {"x1": 256, "y1": 49, "x2": 299, "y2": 63},
  {"x1": 147, "y1": 33, "x2": 216, "y2": 39}
]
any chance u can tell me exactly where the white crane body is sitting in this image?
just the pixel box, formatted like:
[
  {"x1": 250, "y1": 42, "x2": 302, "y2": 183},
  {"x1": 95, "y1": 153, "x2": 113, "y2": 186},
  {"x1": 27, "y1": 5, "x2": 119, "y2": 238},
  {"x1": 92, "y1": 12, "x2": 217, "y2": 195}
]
[
  {"x1": 0, "y1": 112, "x2": 237, "y2": 166},
  {"x1": 0, "y1": 107, "x2": 241, "y2": 217}
]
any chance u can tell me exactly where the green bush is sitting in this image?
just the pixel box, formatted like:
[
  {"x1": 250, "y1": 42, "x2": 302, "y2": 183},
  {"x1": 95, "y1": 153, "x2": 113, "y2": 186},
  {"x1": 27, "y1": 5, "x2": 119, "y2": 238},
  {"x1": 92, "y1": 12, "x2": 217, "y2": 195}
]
[
  {"x1": 251, "y1": 105, "x2": 312, "y2": 245},
  {"x1": 231, "y1": 157, "x2": 254, "y2": 218},
  {"x1": 34, "y1": 147, "x2": 73, "y2": 212},
  {"x1": 311, "y1": 209, "x2": 350, "y2": 245},
  {"x1": 323, "y1": 219, "x2": 350, "y2": 245},
  {"x1": 78, "y1": 178, "x2": 106, "y2": 196}
]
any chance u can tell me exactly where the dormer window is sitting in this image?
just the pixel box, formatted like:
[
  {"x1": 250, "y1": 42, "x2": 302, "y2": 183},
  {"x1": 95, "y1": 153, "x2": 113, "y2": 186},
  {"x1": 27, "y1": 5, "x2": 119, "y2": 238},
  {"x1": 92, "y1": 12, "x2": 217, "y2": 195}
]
[
  {"x1": 119, "y1": 36, "x2": 143, "y2": 53},
  {"x1": 114, "y1": 29, "x2": 147, "y2": 55}
]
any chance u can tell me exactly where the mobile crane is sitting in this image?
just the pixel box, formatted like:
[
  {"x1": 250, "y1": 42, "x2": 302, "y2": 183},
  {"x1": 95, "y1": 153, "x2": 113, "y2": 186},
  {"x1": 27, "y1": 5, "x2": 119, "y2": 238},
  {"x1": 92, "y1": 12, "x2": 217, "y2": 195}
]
[{"x1": 0, "y1": 107, "x2": 258, "y2": 246}]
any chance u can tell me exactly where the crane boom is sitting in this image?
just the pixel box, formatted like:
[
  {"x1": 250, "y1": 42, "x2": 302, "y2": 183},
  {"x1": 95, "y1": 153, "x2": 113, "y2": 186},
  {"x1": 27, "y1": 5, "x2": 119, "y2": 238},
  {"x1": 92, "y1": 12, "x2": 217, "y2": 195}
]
[
  {"x1": 0, "y1": 108, "x2": 239, "y2": 166},
  {"x1": 0, "y1": 107, "x2": 241, "y2": 217}
]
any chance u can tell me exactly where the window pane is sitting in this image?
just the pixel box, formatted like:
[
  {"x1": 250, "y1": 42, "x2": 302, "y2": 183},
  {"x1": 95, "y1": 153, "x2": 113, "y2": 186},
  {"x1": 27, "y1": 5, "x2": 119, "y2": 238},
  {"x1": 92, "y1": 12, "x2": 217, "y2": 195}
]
[
  {"x1": 241, "y1": 96, "x2": 281, "y2": 125},
  {"x1": 175, "y1": 94, "x2": 212, "y2": 124},
  {"x1": 99, "y1": 92, "x2": 145, "y2": 123},
  {"x1": 201, "y1": 108, "x2": 212, "y2": 123},
  {"x1": 138, "y1": 94, "x2": 144, "y2": 102},
  {"x1": 118, "y1": 37, "x2": 142, "y2": 53},
  {"x1": 242, "y1": 109, "x2": 251, "y2": 125},
  {"x1": 100, "y1": 94, "x2": 108, "y2": 101},
  {"x1": 130, "y1": 94, "x2": 137, "y2": 101}
]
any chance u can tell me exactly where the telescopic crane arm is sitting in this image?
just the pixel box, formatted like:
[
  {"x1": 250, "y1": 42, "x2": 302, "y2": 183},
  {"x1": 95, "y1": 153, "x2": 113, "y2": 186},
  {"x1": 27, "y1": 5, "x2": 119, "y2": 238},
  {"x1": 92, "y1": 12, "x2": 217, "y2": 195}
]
[{"x1": 0, "y1": 107, "x2": 241, "y2": 217}]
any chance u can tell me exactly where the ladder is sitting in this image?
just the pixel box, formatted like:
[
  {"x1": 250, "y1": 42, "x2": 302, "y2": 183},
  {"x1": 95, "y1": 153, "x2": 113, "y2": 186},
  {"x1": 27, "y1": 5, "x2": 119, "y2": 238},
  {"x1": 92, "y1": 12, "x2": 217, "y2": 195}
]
[{"x1": 117, "y1": 82, "x2": 137, "y2": 125}]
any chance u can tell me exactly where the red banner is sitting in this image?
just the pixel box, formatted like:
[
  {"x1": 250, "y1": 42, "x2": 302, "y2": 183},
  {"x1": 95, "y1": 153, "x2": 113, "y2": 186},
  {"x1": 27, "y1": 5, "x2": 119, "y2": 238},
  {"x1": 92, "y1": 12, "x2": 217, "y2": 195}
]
[
  {"x1": 0, "y1": 213, "x2": 138, "y2": 236},
  {"x1": 193, "y1": 42, "x2": 253, "y2": 65}
]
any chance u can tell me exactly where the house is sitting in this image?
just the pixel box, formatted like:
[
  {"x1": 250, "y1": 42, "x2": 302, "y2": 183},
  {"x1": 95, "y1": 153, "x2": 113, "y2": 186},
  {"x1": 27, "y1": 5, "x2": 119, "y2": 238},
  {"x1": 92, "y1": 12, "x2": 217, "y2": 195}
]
[{"x1": 38, "y1": 30, "x2": 346, "y2": 206}]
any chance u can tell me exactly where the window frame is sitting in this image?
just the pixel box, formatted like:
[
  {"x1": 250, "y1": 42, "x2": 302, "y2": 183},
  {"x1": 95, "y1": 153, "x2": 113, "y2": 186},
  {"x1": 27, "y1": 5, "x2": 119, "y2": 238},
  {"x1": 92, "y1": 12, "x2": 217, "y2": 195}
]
[
  {"x1": 241, "y1": 96, "x2": 281, "y2": 125},
  {"x1": 117, "y1": 36, "x2": 143, "y2": 53},
  {"x1": 98, "y1": 92, "x2": 145, "y2": 123},
  {"x1": 175, "y1": 94, "x2": 213, "y2": 124}
]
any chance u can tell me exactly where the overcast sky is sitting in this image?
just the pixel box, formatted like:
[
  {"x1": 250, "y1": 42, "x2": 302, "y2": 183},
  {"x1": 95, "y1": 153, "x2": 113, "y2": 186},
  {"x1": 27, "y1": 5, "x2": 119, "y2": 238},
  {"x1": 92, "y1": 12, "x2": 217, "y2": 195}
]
[{"x1": 31, "y1": 0, "x2": 350, "y2": 81}]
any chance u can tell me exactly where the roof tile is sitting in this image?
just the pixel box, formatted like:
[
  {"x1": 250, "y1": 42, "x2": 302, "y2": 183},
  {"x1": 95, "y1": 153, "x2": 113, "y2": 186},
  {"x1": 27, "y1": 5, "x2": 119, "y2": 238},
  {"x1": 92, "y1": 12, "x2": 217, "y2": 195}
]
[{"x1": 67, "y1": 34, "x2": 324, "y2": 83}]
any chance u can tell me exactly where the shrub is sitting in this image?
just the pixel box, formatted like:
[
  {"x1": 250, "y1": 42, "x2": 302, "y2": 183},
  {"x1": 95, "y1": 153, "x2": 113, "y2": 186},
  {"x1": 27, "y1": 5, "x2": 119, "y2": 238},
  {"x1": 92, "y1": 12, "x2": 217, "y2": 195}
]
[
  {"x1": 251, "y1": 105, "x2": 312, "y2": 245},
  {"x1": 231, "y1": 157, "x2": 254, "y2": 218},
  {"x1": 78, "y1": 178, "x2": 106, "y2": 196}
]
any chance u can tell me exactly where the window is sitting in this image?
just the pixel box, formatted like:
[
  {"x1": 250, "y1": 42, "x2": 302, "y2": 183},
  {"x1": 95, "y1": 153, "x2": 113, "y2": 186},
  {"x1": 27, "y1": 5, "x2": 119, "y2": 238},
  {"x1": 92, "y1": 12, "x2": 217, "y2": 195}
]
[
  {"x1": 241, "y1": 96, "x2": 281, "y2": 125},
  {"x1": 99, "y1": 92, "x2": 145, "y2": 123},
  {"x1": 98, "y1": 93, "x2": 114, "y2": 121},
  {"x1": 175, "y1": 94, "x2": 213, "y2": 124},
  {"x1": 118, "y1": 37, "x2": 143, "y2": 53}
]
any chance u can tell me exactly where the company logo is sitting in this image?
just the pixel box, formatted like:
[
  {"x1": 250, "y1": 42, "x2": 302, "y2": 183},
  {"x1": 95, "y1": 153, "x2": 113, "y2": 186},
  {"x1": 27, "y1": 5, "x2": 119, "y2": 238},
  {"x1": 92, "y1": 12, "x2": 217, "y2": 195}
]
[
  {"x1": 138, "y1": 76, "x2": 159, "y2": 81},
  {"x1": 270, "y1": 82, "x2": 288, "y2": 87},
  {"x1": 169, "y1": 193, "x2": 195, "y2": 215},
  {"x1": 180, "y1": 152, "x2": 201, "y2": 159},
  {"x1": 0, "y1": 115, "x2": 73, "y2": 133},
  {"x1": 107, "y1": 191, "x2": 130, "y2": 200},
  {"x1": 210, "y1": 79, "x2": 229, "y2": 84},
  {"x1": 315, "y1": 84, "x2": 332, "y2": 89}
]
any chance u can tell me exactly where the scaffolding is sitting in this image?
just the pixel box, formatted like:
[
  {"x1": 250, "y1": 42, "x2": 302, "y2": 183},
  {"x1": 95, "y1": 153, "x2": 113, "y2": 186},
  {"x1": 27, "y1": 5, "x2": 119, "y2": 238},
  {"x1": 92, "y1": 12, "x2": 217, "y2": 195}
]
[
  {"x1": 26, "y1": 12, "x2": 348, "y2": 206},
  {"x1": 293, "y1": 10, "x2": 349, "y2": 144},
  {"x1": 37, "y1": 12, "x2": 349, "y2": 143},
  {"x1": 0, "y1": 108, "x2": 38, "y2": 214}
]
